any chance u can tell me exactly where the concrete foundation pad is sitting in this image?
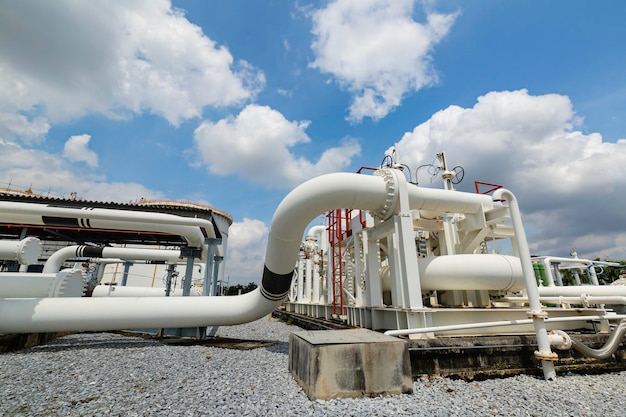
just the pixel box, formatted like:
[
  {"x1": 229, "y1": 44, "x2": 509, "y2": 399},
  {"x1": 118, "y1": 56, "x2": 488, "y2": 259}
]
[{"x1": 289, "y1": 328, "x2": 413, "y2": 400}]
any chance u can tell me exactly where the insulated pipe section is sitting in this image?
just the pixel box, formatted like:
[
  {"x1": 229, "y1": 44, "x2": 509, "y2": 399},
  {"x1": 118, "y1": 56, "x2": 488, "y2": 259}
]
[
  {"x1": 0, "y1": 237, "x2": 42, "y2": 265},
  {"x1": 0, "y1": 270, "x2": 85, "y2": 298},
  {"x1": 0, "y1": 201, "x2": 212, "y2": 254},
  {"x1": 43, "y1": 245, "x2": 183, "y2": 273}
]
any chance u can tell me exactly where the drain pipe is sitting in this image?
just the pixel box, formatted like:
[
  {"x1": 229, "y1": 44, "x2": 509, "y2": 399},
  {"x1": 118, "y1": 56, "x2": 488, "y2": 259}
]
[
  {"x1": 42, "y1": 245, "x2": 184, "y2": 273},
  {"x1": 492, "y1": 189, "x2": 557, "y2": 381},
  {"x1": 567, "y1": 320, "x2": 626, "y2": 359}
]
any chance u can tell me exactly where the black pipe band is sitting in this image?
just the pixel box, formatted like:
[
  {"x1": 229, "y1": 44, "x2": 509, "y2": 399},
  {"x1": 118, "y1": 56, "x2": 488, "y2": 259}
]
[
  {"x1": 42, "y1": 216, "x2": 79, "y2": 227},
  {"x1": 261, "y1": 265, "x2": 293, "y2": 300},
  {"x1": 79, "y1": 246, "x2": 104, "y2": 258}
]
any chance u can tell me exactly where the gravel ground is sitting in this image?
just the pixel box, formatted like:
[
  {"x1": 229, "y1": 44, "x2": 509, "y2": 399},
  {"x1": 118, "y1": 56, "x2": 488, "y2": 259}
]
[{"x1": 1, "y1": 317, "x2": 625, "y2": 417}]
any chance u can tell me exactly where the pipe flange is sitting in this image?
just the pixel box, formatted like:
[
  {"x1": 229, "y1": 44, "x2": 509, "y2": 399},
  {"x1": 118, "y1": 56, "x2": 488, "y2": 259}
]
[
  {"x1": 549, "y1": 330, "x2": 572, "y2": 350},
  {"x1": 371, "y1": 169, "x2": 399, "y2": 221},
  {"x1": 534, "y1": 350, "x2": 559, "y2": 361},
  {"x1": 50, "y1": 269, "x2": 87, "y2": 297}
]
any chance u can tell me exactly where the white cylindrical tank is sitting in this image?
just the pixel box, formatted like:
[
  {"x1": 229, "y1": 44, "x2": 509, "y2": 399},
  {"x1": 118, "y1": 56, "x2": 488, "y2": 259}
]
[
  {"x1": 382, "y1": 254, "x2": 524, "y2": 292},
  {"x1": 0, "y1": 237, "x2": 42, "y2": 265},
  {"x1": 418, "y1": 254, "x2": 524, "y2": 291}
]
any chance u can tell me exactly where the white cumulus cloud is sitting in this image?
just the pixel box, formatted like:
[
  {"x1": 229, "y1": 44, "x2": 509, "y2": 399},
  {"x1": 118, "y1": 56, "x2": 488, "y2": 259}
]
[
  {"x1": 194, "y1": 104, "x2": 361, "y2": 188},
  {"x1": 63, "y1": 134, "x2": 99, "y2": 168},
  {"x1": 223, "y1": 218, "x2": 269, "y2": 285},
  {"x1": 310, "y1": 0, "x2": 457, "y2": 123},
  {"x1": 390, "y1": 89, "x2": 626, "y2": 260},
  {"x1": 0, "y1": 0, "x2": 264, "y2": 142},
  {"x1": 0, "y1": 140, "x2": 162, "y2": 203}
]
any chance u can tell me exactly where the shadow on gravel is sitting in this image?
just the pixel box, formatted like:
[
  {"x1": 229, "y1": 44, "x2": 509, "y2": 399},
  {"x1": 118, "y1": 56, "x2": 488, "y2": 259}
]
[
  {"x1": 11, "y1": 332, "x2": 290, "y2": 354},
  {"x1": 16, "y1": 335, "x2": 159, "y2": 353}
]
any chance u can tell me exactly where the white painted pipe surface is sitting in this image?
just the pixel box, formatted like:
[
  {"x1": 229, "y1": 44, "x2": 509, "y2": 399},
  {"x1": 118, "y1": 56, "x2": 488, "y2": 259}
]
[
  {"x1": 91, "y1": 286, "x2": 196, "y2": 297},
  {"x1": 0, "y1": 270, "x2": 85, "y2": 298},
  {"x1": 384, "y1": 315, "x2": 626, "y2": 337},
  {"x1": 43, "y1": 245, "x2": 183, "y2": 273},
  {"x1": 0, "y1": 291, "x2": 279, "y2": 333},
  {"x1": 417, "y1": 254, "x2": 524, "y2": 291},
  {"x1": 492, "y1": 188, "x2": 556, "y2": 381},
  {"x1": 0, "y1": 237, "x2": 42, "y2": 265},
  {"x1": 538, "y1": 286, "x2": 626, "y2": 297},
  {"x1": 0, "y1": 201, "x2": 212, "y2": 250}
]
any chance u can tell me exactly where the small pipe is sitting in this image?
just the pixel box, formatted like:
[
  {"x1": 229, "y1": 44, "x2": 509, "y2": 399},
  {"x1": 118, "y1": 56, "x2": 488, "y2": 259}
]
[
  {"x1": 503, "y1": 295, "x2": 626, "y2": 306},
  {"x1": 567, "y1": 320, "x2": 626, "y2": 359},
  {"x1": 384, "y1": 315, "x2": 626, "y2": 337},
  {"x1": 43, "y1": 245, "x2": 183, "y2": 273}
]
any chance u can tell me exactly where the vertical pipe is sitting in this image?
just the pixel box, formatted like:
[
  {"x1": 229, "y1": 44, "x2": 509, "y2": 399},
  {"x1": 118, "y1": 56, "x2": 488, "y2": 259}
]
[{"x1": 492, "y1": 189, "x2": 557, "y2": 381}]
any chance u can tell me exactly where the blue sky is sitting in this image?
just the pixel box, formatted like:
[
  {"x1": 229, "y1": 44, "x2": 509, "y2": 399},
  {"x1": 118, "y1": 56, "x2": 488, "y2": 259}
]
[{"x1": 1, "y1": 0, "x2": 625, "y2": 285}]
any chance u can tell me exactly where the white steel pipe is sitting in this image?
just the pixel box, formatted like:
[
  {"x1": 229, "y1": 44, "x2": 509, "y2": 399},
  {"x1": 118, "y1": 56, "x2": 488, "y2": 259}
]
[
  {"x1": 0, "y1": 237, "x2": 42, "y2": 265},
  {"x1": 91, "y1": 286, "x2": 195, "y2": 297},
  {"x1": 492, "y1": 188, "x2": 556, "y2": 381},
  {"x1": 0, "y1": 201, "x2": 212, "y2": 250},
  {"x1": 504, "y1": 295, "x2": 626, "y2": 306},
  {"x1": 384, "y1": 315, "x2": 626, "y2": 337},
  {"x1": 538, "y1": 286, "x2": 626, "y2": 297},
  {"x1": 43, "y1": 245, "x2": 183, "y2": 273},
  {"x1": 0, "y1": 270, "x2": 85, "y2": 298}
]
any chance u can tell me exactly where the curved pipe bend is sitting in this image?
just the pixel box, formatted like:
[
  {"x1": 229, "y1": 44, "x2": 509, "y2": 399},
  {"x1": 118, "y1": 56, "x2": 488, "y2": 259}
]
[
  {"x1": 43, "y1": 245, "x2": 183, "y2": 273},
  {"x1": 568, "y1": 320, "x2": 626, "y2": 360}
]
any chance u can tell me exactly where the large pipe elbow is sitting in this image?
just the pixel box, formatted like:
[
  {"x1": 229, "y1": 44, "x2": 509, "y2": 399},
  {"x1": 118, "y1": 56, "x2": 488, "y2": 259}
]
[{"x1": 260, "y1": 172, "x2": 389, "y2": 301}]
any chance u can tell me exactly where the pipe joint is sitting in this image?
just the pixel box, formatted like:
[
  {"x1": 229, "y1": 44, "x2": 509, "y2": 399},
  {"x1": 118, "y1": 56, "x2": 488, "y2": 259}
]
[{"x1": 371, "y1": 169, "x2": 399, "y2": 221}]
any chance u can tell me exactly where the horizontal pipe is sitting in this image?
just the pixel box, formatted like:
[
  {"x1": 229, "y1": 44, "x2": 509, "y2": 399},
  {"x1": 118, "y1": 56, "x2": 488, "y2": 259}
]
[
  {"x1": 504, "y1": 295, "x2": 626, "y2": 306},
  {"x1": 0, "y1": 291, "x2": 278, "y2": 333},
  {"x1": 384, "y1": 315, "x2": 626, "y2": 337},
  {"x1": 538, "y1": 286, "x2": 626, "y2": 297},
  {"x1": 91, "y1": 286, "x2": 197, "y2": 297},
  {"x1": 43, "y1": 245, "x2": 183, "y2": 273},
  {"x1": 0, "y1": 201, "x2": 212, "y2": 250}
]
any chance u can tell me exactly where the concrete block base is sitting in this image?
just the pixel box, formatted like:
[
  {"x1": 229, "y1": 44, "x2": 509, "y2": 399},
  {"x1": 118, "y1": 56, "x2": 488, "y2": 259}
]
[{"x1": 289, "y1": 328, "x2": 413, "y2": 400}]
